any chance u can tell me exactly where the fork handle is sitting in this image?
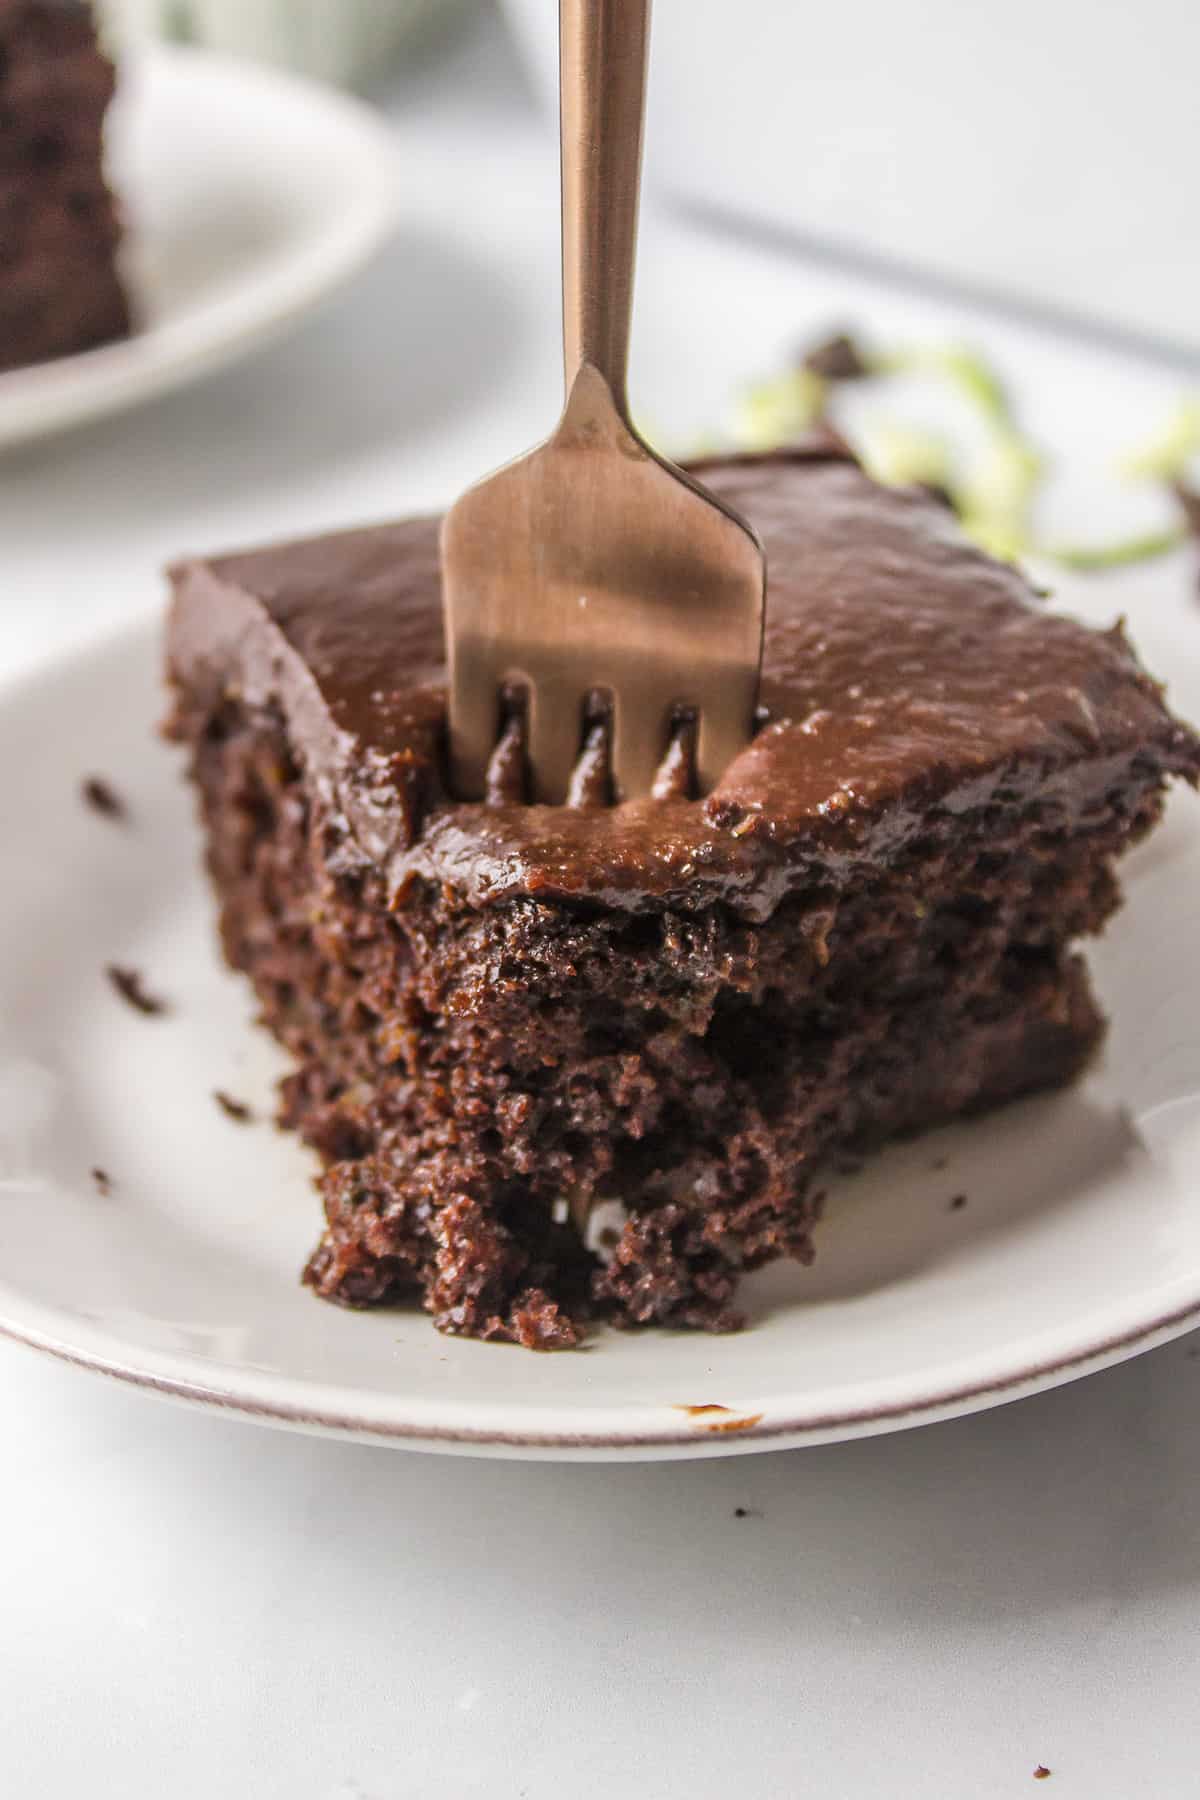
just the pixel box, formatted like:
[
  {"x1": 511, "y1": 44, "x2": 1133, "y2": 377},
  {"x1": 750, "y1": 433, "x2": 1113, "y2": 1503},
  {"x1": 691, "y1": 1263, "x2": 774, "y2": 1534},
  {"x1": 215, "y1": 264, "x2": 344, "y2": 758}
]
[{"x1": 559, "y1": 0, "x2": 651, "y2": 419}]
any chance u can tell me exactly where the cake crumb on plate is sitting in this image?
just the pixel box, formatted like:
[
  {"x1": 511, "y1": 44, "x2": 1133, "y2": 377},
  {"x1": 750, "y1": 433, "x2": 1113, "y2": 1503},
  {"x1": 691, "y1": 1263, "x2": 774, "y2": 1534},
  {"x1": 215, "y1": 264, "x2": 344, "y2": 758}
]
[
  {"x1": 105, "y1": 965, "x2": 167, "y2": 1016},
  {"x1": 213, "y1": 1090, "x2": 253, "y2": 1123},
  {"x1": 81, "y1": 776, "x2": 127, "y2": 820}
]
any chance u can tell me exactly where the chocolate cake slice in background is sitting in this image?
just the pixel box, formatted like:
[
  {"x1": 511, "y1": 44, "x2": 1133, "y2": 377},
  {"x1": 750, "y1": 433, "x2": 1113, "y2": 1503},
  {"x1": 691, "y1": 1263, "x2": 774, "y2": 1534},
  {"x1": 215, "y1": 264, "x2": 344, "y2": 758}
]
[
  {"x1": 0, "y1": 0, "x2": 130, "y2": 372},
  {"x1": 165, "y1": 446, "x2": 1200, "y2": 1348}
]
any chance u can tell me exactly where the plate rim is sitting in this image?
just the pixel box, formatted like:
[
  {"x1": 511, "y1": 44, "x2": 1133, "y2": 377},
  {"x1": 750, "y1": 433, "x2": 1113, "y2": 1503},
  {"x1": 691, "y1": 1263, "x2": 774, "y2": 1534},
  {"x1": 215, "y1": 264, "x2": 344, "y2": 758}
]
[
  {"x1": 2, "y1": 1289, "x2": 1199, "y2": 1461},
  {"x1": 1, "y1": 615, "x2": 1199, "y2": 1462},
  {"x1": 0, "y1": 43, "x2": 399, "y2": 449}
]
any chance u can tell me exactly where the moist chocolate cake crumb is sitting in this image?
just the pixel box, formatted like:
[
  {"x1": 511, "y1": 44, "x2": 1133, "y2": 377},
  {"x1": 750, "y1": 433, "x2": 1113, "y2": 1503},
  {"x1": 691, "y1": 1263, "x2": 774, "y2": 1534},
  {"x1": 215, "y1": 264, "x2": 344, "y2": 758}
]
[
  {"x1": 165, "y1": 447, "x2": 1200, "y2": 1346},
  {"x1": 105, "y1": 964, "x2": 166, "y2": 1016},
  {"x1": 90, "y1": 1166, "x2": 111, "y2": 1195},
  {"x1": 1033, "y1": 1767, "x2": 1051, "y2": 1781},
  {"x1": 733, "y1": 1506, "x2": 762, "y2": 1519},
  {"x1": 949, "y1": 1194, "x2": 968, "y2": 1211},
  {"x1": 81, "y1": 775, "x2": 126, "y2": 820},
  {"x1": 214, "y1": 1090, "x2": 253, "y2": 1123}
]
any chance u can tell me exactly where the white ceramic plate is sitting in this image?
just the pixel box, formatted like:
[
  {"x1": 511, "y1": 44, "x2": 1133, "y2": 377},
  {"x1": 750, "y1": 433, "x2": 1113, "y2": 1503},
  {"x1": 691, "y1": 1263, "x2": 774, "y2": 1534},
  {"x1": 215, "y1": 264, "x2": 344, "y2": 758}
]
[
  {"x1": 0, "y1": 46, "x2": 397, "y2": 449},
  {"x1": 1, "y1": 611, "x2": 1199, "y2": 1461}
]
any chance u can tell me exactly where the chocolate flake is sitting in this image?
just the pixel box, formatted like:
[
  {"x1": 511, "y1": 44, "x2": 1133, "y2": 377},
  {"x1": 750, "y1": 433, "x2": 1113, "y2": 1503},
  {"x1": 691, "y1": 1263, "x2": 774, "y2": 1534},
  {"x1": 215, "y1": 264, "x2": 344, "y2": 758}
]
[
  {"x1": 214, "y1": 1090, "x2": 253, "y2": 1124},
  {"x1": 802, "y1": 331, "x2": 870, "y2": 383},
  {"x1": 733, "y1": 1506, "x2": 762, "y2": 1519},
  {"x1": 105, "y1": 965, "x2": 167, "y2": 1016},
  {"x1": 90, "y1": 1166, "x2": 112, "y2": 1196},
  {"x1": 949, "y1": 1194, "x2": 968, "y2": 1211},
  {"x1": 1177, "y1": 482, "x2": 1200, "y2": 539},
  {"x1": 82, "y1": 776, "x2": 127, "y2": 820}
]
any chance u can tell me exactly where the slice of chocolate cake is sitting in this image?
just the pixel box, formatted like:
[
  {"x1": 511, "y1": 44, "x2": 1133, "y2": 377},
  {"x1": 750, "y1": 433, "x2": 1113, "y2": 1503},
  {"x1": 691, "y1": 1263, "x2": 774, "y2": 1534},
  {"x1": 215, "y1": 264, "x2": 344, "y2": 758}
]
[
  {"x1": 0, "y1": 0, "x2": 130, "y2": 372},
  {"x1": 165, "y1": 445, "x2": 1200, "y2": 1348}
]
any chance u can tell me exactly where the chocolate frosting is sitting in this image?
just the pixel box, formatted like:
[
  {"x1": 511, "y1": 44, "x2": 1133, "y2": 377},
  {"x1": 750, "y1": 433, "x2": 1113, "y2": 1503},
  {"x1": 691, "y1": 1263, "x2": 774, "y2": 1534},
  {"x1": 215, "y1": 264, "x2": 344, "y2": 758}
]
[{"x1": 168, "y1": 447, "x2": 1200, "y2": 918}]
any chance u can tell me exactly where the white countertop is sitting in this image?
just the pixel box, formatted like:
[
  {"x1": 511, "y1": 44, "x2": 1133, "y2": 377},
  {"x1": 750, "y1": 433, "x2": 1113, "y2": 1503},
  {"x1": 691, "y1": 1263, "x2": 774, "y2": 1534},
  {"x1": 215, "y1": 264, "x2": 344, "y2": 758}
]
[{"x1": 2, "y1": 14, "x2": 1199, "y2": 1796}]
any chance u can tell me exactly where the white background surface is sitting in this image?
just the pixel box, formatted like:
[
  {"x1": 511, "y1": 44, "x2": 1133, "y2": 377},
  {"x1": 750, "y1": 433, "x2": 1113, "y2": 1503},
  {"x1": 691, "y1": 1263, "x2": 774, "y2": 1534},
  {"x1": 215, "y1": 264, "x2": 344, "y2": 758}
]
[
  {"x1": 503, "y1": 0, "x2": 1200, "y2": 354},
  {"x1": 2, "y1": 12, "x2": 1200, "y2": 1795}
]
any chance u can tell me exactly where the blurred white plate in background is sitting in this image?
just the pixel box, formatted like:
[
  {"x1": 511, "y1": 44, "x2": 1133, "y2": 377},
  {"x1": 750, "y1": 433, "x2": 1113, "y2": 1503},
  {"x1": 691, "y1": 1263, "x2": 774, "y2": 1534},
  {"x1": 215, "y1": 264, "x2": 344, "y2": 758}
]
[
  {"x1": 0, "y1": 45, "x2": 397, "y2": 450},
  {"x1": 105, "y1": 0, "x2": 472, "y2": 88}
]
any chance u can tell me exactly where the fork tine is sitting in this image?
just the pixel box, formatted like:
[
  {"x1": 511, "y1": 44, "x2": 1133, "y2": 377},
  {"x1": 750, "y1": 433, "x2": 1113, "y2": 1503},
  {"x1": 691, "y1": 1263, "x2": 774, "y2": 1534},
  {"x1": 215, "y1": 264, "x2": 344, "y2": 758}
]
[
  {"x1": 695, "y1": 694, "x2": 754, "y2": 799},
  {"x1": 610, "y1": 693, "x2": 672, "y2": 804},
  {"x1": 447, "y1": 648, "x2": 501, "y2": 801},
  {"x1": 526, "y1": 684, "x2": 585, "y2": 805},
  {"x1": 442, "y1": 0, "x2": 765, "y2": 810}
]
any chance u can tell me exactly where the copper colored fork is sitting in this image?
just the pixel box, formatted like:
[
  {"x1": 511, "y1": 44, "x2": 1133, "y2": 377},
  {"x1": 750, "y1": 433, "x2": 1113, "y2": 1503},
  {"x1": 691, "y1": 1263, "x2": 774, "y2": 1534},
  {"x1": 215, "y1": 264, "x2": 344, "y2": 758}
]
[{"x1": 442, "y1": 0, "x2": 766, "y2": 805}]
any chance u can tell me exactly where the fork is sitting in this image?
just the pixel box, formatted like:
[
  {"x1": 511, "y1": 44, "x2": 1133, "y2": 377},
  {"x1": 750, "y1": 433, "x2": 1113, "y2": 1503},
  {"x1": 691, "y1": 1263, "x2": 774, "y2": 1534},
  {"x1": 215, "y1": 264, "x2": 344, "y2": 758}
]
[{"x1": 442, "y1": 0, "x2": 766, "y2": 805}]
